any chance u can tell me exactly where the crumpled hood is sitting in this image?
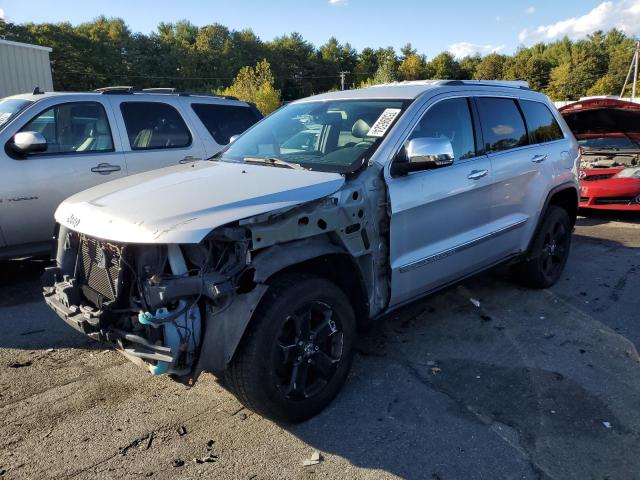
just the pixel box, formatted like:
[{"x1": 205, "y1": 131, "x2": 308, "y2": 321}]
[{"x1": 55, "y1": 161, "x2": 344, "y2": 243}]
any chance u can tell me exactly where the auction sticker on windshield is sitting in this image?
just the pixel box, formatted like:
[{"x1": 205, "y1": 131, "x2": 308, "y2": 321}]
[{"x1": 367, "y1": 108, "x2": 402, "y2": 137}]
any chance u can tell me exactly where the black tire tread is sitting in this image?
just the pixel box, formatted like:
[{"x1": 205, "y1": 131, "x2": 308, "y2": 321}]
[
  {"x1": 514, "y1": 205, "x2": 572, "y2": 289},
  {"x1": 224, "y1": 273, "x2": 355, "y2": 423}
]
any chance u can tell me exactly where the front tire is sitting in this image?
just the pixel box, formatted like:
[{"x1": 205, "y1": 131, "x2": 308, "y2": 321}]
[
  {"x1": 513, "y1": 206, "x2": 572, "y2": 288},
  {"x1": 225, "y1": 273, "x2": 356, "y2": 423}
]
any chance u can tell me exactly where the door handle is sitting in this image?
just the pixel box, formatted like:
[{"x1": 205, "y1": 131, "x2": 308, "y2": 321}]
[
  {"x1": 179, "y1": 156, "x2": 201, "y2": 164},
  {"x1": 531, "y1": 154, "x2": 548, "y2": 163},
  {"x1": 91, "y1": 163, "x2": 121, "y2": 174},
  {"x1": 467, "y1": 169, "x2": 489, "y2": 180}
]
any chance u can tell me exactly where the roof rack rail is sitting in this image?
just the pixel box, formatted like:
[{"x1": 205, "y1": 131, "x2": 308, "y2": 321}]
[
  {"x1": 178, "y1": 91, "x2": 239, "y2": 101},
  {"x1": 370, "y1": 79, "x2": 530, "y2": 90},
  {"x1": 141, "y1": 87, "x2": 178, "y2": 94},
  {"x1": 94, "y1": 86, "x2": 134, "y2": 94},
  {"x1": 439, "y1": 80, "x2": 530, "y2": 90}
]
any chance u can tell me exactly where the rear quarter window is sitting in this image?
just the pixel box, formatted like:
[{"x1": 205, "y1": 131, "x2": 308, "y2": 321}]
[
  {"x1": 520, "y1": 100, "x2": 564, "y2": 144},
  {"x1": 476, "y1": 97, "x2": 528, "y2": 153},
  {"x1": 191, "y1": 103, "x2": 261, "y2": 145}
]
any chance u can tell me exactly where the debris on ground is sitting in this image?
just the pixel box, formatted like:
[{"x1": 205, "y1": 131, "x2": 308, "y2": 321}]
[
  {"x1": 8, "y1": 361, "x2": 32, "y2": 368},
  {"x1": 119, "y1": 433, "x2": 154, "y2": 456},
  {"x1": 145, "y1": 432, "x2": 154, "y2": 450},
  {"x1": 430, "y1": 367, "x2": 442, "y2": 375},
  {"x1": 194, "y1": 453, "x2": 218, "y2": 464},
  {"x1": 302, "y1": 450, "x2": 323, "y2": 467},
  {"x1": 603, "y1": 421, "x2": 612, "y2": 429},
  {"x1": 177, "y1": 426, "x2": 187, "y2": 436},
  {"x1": 470, "y1": 298, "x2": 481, "y2": 308},
  {"x1": 172, "y1": 459, "x2": 184, "y2": 468},
  {"x1": 206, "y1": 440, "x2": 215, "y2": 450}
]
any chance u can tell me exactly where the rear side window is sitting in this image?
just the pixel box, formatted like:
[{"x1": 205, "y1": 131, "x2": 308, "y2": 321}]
[
  {"x1": 520, "y1": 100, "x2": 564, "y2": 144},
  {"x1": 191, "y1": 103, "x2": 260, "y2": 145},
  {"x1": 476, "y1": 97, "x2": 528, "y2": 153},
  {"x1": 20, "y1": 101, "x2": 114, "y2": 155},
  {"x1": 120, "y1": 102, "x2": 191, "y2": 150}
]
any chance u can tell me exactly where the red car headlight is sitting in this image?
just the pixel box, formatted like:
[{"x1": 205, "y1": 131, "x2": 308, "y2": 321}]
[{"x1": 613, "y1": 167, "x2": 640, "y2": 179}]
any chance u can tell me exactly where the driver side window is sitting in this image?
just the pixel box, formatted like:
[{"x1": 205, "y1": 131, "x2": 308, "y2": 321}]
[
  {"x1": 20, "y1": 102, "x2": 114, "y2": 155},
  {"x1": 409, "y1": 98, "x2": 476, "y2": 161}
]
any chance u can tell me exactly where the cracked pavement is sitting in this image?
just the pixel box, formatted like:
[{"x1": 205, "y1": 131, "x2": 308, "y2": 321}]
[{"x1": 0, "y1": 213, "x2": 639, "y2": 479}]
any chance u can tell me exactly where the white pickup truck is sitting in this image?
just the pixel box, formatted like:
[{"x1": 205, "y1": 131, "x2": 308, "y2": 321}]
[{"x1": 0, "y1": 88, "x2": 262, "y2": 259}]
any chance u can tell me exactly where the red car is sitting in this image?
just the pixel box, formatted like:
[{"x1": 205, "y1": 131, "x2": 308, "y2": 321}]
[{"x1": 559, "y1": 98, "x2": 640, "y2": 211}]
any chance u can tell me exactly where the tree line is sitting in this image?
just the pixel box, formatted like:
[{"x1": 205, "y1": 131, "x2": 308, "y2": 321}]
[{"x1": 1, "y1": 17, "x2": 637, "y2": 104}]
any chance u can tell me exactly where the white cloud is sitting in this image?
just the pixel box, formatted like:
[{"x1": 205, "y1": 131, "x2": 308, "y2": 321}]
[
  {"x1": 519, "y1": 0, "x2": 640, "y2": 44},
  {"x1": 525, "y1": 6, "x2": 536, "y2": 15},
  {"x1": 448, "y1": 42, "x2": 505, "y2": 58},
  {"x1": 328, "y1": 0, "x2": 348, "y2": 5},
  {"x1": 0, "y1": 8, "x2": 5, "y2": 20}
]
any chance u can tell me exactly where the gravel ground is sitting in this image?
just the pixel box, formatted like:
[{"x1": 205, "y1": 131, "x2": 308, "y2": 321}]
[{"x1": 0, "y1": 212, "x2": 639, "y2": 480}]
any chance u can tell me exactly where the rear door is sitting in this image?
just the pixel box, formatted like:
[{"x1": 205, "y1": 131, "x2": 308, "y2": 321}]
[
  {"x1": 0, "y1": 99, "x2": 126, "y2": 247},
  {"x1": 386, "y1": 95, "x2": 494, "y2": 305},
  {"x1": 110, "y1": 98, "x2": 205, "y2": 175},
  {"x1": 477, "y1": 97, "x2": 563, "y2": 257}
]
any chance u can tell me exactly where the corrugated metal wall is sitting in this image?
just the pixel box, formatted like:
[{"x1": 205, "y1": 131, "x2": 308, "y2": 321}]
[{"x1": 0, "y1": 40, "x2": 54, "y2": 98}]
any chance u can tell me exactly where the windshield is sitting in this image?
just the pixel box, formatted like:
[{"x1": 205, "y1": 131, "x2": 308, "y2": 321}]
[
  {"x1": 577, "y1": 135, "x2": 640, "y2": 150},
  {"x1": 219, "y1": 99, "x2": 409, "y2": 173},
  {"x1": 0, "y1": 98, "x2": 33, "y2": 131}
]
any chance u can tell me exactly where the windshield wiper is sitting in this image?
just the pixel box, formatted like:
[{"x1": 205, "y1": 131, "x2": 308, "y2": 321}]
[{"x1": 243, "y1": 156, "x2": 306, "y2": 170}]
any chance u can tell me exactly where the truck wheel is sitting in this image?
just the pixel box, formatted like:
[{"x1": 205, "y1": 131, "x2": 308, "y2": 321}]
[
  {"x1": 514, "y1": 206, "x2": 572, "y2": 288},
  {"x1": 225, "y1": 273, "x2": 356, "y2": 423}
]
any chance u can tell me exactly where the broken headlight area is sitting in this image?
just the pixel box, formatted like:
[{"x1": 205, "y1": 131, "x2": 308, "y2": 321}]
[{"x1": 43, "y1": 227, "x2": 250, "y2": 378}]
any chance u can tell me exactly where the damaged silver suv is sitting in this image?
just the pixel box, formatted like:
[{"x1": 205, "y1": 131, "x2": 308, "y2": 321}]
[{"x1": 43, "y1": 80, "x2": 579, "y2": 422}]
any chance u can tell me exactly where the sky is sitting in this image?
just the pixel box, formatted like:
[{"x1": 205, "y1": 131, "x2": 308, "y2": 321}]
[{"x1": 1, "y1": 0, "x2": 639, "y2": 57}]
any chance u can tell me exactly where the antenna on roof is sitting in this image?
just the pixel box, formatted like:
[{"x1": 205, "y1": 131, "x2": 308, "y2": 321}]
[{"x1": 32, "y1": 86, "x2": 43, "y2": 95}]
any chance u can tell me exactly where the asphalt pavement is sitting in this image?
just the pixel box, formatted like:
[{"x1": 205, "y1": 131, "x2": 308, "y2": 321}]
[{"x1": 0, "y1": 212, "x2": 638, "y2": 480}]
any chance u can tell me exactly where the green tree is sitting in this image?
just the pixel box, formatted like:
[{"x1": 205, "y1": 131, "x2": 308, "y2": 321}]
[
  {"x1": 354, "y1": 47, "x2": 379, "y2": 85},
  {"x1": 587, "y1": 74, "x2": 619, "y2": 95},
  {"x1": 398, "y1": 53, "x2": 426, "y2": 80},
  {"x1": 458, "y1": 55, "x2": 481, "y2": 80},
  {"x1": 474, "y1": 53, "x2": 506, "y2": 80},
  {"x1": 218, "y1": 59, "x2": 281, "y2": 114},
  {"x1": 427, "y1": 52, "x2": 460, "y2": 79}
]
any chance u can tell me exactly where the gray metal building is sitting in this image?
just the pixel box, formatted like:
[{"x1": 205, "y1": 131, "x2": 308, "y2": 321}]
[{"x1": 0, "y1": 39, "x2": 53, "y2": 97}]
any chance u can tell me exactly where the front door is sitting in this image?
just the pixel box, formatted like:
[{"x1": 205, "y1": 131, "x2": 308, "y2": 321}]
[
  {"x1": 385, "y1": 96, "x2": 494, "y2": 306},
  {"x1": 0, "y1": 100, "x2": 126, "y2": 247}
]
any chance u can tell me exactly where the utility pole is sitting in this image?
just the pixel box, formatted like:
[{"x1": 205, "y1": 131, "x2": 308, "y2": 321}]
[
  {"x1": 339, "y1": 71, "x2": 349, "y2": 90},
  {"x1": 621, "y1": 41, "x2": 640, "y2": 100}
]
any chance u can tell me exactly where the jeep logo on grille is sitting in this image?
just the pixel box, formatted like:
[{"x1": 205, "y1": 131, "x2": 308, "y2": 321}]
[
  {"x1": 66, "y1": 214, "x2": 81, "y2": 228},
  {"x1": 96, "y1": 247, "x2": 109, "y2": 269}
]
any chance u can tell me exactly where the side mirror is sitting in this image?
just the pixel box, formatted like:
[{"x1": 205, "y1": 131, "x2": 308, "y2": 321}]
[
  {"x1": 11, "y1": 131, "x2": 48, "y2": 156},
  {"x1": 229, "y1": 134, "x2": 241, "y2": 144},
  {"x1": 391, "y1": 137, "x2": 454, "y2": 176}
]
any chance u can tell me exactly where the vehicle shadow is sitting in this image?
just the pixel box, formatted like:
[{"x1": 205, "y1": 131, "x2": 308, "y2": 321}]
[
  {"x1": 577, "y1": 209, "x2": 640, "y2": 226},
  {"x1": 280, "y1": 252, "x2": 640, "y2": 479},
  {"x1": 0, "y1": 258, "x2": 100, "y2": 351}
]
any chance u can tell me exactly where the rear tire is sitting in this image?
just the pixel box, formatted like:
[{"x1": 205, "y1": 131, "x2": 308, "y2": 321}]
[
  {"x1": 513, "y1": 206, "x2": 572, "y2": 288},
  {"x1": 225, "y1": 273, "x2": 356, "y2": 423}
]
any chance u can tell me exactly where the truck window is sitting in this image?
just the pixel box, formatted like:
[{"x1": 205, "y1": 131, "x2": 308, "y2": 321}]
[
  {"x1": 191, "y1": 103, "x2": 261, "y2": 145},
  {"x1": 476, "y1": 97, "x2": 528, "y2": 153},
  {"x1": 120, "y1": 102, "x2": 191, "y2": 150},
  {"x1": 19, "y1": 102, "x2": 114, "y2": 155}
]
